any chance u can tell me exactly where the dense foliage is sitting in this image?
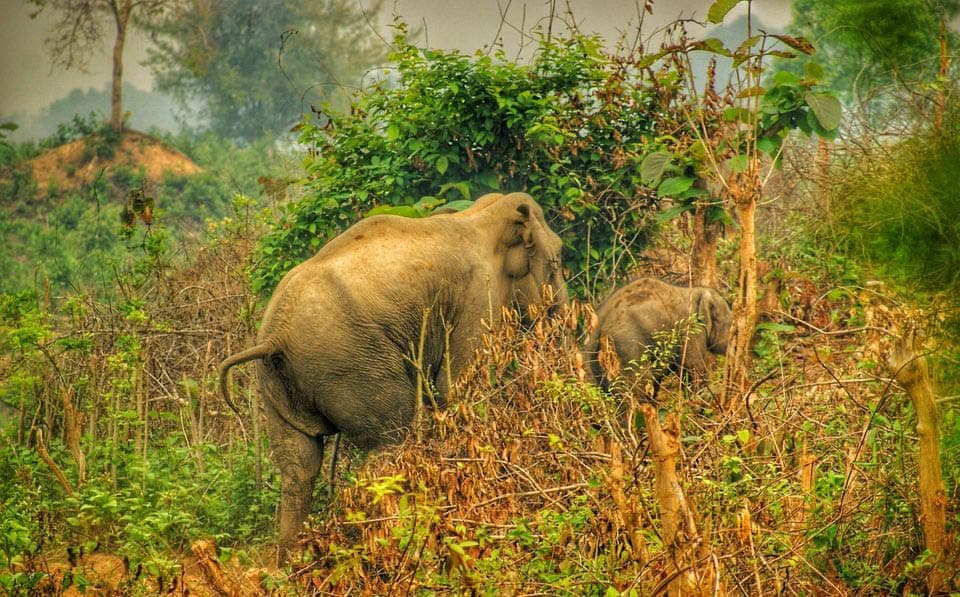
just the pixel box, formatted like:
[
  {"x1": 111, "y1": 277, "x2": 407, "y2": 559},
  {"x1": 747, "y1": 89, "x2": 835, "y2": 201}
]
[
  {"x1": 0, "y1": 215, "x2": 276, "y2": 592},
  {"x1": 781, "y1": 0, "x2": 960, "y2": 104},
  {"x1": 255, "y1": 30, "x2": 689, "y2": 297},
  {"x1": 828, "y1": 115, "x2": 960, "y2": 286},
  {"x1": 0, "y1": 118, "x2": 295, "y2": 295}
]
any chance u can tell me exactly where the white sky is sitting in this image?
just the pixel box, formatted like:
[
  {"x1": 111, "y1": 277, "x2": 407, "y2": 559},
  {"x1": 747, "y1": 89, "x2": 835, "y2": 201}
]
[{"x1": 0, "y1": 0, "x2": 792, "y2": 117}]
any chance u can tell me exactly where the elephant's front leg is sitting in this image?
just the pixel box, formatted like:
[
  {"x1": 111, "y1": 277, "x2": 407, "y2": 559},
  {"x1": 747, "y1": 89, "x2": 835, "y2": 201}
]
[{"x1": 264, "y1": 401, "x2": 325, "y2": 564}]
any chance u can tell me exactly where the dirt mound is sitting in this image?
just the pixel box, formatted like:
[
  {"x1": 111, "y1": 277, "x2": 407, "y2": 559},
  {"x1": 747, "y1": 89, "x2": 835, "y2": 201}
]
[{"x1": 26, "y1": 129, "x2": 201, "y2": 194}]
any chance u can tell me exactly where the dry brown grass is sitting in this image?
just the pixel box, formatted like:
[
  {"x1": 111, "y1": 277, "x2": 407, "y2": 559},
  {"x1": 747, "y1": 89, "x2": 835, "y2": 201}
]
[
  {"x1": 8, "y1": 212, "x2": 957, "y2": 594},
  {"x1": 273, "y1": 283, "x2": 957, "y2": 595}
]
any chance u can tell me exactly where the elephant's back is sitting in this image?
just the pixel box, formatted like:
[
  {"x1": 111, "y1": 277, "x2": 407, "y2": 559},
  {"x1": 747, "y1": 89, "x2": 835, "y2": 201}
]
[
  {"x1": 316, "y1": 214, "x2": 474, "y2": 262},
  {"x1": 596, "y1": 278, "x2": 680, "y2": 348}
]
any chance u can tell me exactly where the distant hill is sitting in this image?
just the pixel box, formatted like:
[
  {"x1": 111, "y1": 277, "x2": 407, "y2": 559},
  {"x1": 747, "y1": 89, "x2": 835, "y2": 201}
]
[
  {"x1": 24, "y1": 129, "x2": 201, "y2": 195},
  {"x1": 3, "y1": 83, "x2": 200, "y2": 142}
]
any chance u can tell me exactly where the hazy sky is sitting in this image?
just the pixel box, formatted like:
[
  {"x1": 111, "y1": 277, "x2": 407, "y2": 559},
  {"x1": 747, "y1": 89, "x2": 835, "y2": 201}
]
[{"x1": 0, "y1": 0, "x2": 792, "y2": 117}]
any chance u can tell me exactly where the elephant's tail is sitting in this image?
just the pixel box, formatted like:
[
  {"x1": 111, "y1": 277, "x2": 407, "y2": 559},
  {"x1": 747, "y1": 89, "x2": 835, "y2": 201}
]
[{"x1": 219, "y1": 343, "x2": 275, "y2": 418}]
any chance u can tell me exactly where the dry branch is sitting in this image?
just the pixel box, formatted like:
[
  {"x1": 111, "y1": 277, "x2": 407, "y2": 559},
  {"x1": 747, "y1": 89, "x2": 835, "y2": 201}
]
[
  {"x1": 886, "y1": 328, "x2": 950, "y2": 593},
  {"x1": 35, "y1": 428, "x2": 74, "y2": 497},
  {"x1": 190, "y1": 539, "x2": 244, "y2": 597}
]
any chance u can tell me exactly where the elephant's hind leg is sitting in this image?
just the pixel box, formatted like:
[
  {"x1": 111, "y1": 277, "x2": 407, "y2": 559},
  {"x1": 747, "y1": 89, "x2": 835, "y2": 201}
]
[{"x1": 264, "y1": 401, "x2": 325, "y2": 564}]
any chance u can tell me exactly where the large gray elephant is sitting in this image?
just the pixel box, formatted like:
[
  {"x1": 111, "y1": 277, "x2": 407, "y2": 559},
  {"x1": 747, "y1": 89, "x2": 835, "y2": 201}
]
[
  {"x1": 219, "y1": 192, "x2": 566, "y2": 559},
  {"x1": 586, "y1": 277, "x2": 731, "y2": 397}
]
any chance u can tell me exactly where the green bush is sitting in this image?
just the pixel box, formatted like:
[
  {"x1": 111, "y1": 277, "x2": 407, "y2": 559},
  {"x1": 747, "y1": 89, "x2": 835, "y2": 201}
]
[
  {"x1": 0, "y1": 127, "x2": 298, "y2": 296},
  {"x1": 826, "y1": 109, "x2": 960, "y2": 297},
  {"x1": 254, "y1": 29, "x2": 691, "y2": 296}
]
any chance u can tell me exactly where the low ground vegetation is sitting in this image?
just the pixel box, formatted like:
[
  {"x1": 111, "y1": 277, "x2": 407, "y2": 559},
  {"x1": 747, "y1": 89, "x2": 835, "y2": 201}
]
[
  {"x1": 1, "y1": 15, "x2": 958, "y2": 596},
  {"x1": 0, "y1": 197, "x2": 956, "y2": 593}
]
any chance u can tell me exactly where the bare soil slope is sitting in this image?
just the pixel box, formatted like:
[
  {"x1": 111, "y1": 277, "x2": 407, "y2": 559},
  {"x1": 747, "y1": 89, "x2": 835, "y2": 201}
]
[{"x1": 26, "y1": 129, "x2": 200, "y2": 194}]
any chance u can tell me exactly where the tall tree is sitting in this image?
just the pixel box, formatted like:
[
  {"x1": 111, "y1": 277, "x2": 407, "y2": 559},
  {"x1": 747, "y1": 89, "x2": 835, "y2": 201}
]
[
  {"x1": 784, "y1": 0, "x2": 959, "y2": 113},
  {"x1": 145, "y1": 0, "x2": 386, "y2": 142},
  {"x1": 30, "y1": 0, "x2": 174, "y2": 133}
]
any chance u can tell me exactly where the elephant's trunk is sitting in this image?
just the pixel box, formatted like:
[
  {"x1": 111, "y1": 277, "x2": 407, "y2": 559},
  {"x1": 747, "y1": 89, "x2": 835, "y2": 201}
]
[{"x1": 218, "y1": 343, "x2": 275, "y2": 418}]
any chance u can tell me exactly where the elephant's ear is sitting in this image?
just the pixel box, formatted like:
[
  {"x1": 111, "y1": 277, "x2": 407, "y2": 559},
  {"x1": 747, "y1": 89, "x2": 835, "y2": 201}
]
[
  {"x1": 699, "y1": 289, "x2": 731, "y2": 352},
  {"x1": 504, "y1": 203, "x2": 533, "y2": 278},
  {"x1": 694, "y1": 288, "x2": 714, "y2": 338}
]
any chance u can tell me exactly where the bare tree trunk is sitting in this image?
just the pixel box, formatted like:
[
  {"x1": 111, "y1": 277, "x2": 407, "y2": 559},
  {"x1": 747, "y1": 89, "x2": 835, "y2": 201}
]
[
  {"x1": 640, "y1": 403, "x2": 714, "y2": 595},
  {"x1": 62, "y1": 386, "x2": 86, "y2": 484},
  {"x1": 690, "y1": 207, "x2": 720, "y2": 289},
  {"x1": 36, "y1": 428, "x2": 75, "y2": 497},
  {"x1": 109, "y1": 1, "x2": 132, "y2": 133},
  {"x1": 886, "y1": 329, "x2": 949, "y2": 594},
  {"x1": 722, "y1": 172, "x2": 760, "y2": 406}
]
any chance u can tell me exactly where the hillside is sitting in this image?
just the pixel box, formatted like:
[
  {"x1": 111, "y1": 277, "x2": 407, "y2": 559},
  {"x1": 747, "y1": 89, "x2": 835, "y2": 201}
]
[{"x1": 24, "y1": 129, "x2": 200, "y2": 195}]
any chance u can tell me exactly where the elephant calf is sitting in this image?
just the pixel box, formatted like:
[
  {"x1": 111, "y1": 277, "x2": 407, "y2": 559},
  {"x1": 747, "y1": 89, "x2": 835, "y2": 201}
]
[
  {"x1": 587, "y1": 277, "x2": 732, "y2": 398},
  {"x1": 219, "y1": 192, "x2": 566, "y2": 561}
]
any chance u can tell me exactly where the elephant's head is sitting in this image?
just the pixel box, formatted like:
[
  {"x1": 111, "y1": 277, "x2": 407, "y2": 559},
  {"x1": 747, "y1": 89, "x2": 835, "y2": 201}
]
[
  {"x1": 480, "y1": 193, "x2": 567, "y2": 316},
  {"x1": 694, "y1": 287, "x2": 733, "y2": 355}
]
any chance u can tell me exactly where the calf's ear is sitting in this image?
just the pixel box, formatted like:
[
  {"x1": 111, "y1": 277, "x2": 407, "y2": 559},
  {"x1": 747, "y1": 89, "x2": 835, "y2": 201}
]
[
  {"x1": 693, "y1": 289, "x2": 713, "y2": 334},
  {"x1": 700, "y1": 289, "x2": 732, "y2": 352}
]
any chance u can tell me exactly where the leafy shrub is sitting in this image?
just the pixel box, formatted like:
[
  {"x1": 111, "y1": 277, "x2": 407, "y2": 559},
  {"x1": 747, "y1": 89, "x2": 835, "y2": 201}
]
[
  {"x1": 828, "y1": 125, "x2": 960, "y2": 290},
  {"x1": 255, "y1": 28, "x2": 695, "y2": 296},
  {"x1": 0, "y1": 126, "x2": 298, "y2": 296},
  {"x1": 824, "y1": 103, "x2": 960, "y2": 344}
]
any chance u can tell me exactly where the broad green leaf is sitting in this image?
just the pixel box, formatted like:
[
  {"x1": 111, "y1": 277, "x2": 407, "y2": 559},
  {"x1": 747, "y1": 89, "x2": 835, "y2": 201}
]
[
  {"x1": 804, "y1": 61, "x2": 825, "y2": 82},
  {"x1": 688, "y1": 139, "x2": 708, "y2": 161},
  {"x1": 772, "y1": 70, "x2": 801, "y2": 86},
  {"x1": 438, "y1": 181, "x2": 471, "y2": 201},
  {"x1": 690, "y1": 37, "x2": 732, "y2": 57},
  {"x1": 804, "y1": 92, "x2": 842, "y2": 131},
  {"x1": 415, "y1": 196, "x2": 444, "y2": 210},
  {"x1": 655, "y1": 202, "x2": 695, "y2": 224},
  {"x1": 727, "y1": 153, "x2": 749, "y2": 173},
  {"x1": 723, "y1": 107, "x2": 752, "y2": 122},
  {"x1": 366, "y1": 204, "x2": 421, "y2": 218},
  {"x1": 707, "y1": 0, "x2": 744, "y2": 24},
  {"x1": 435, "y1": 155, "x2": 449, "y2": 175},
  {"x1": 735, "y1": 35, "x2": 762, "y2": 55},
  {"x1": 385, "y1": 124, "x2": 400, "y2": 141},
  {"x1": 674, "y1": 186, "x2": 709, "y2": 201},
  {"x1": 657, "y1": 176, "x2": 695, "y2": 197},
  {"x1": 640, "y1": 150, "x2": 672, "y2": 186},
  {"x1": 757, "y1": 136, "x2": 780, "y2": 156},
  {"x1": 477, "y1": 171, "x2": 500, "y2": 190},
  {"x1": 737, "y1": 86, "x2": 765, "y2": 98},
  {"x1": 736, "y1": 429, "x2": 751, "y2": 445}
]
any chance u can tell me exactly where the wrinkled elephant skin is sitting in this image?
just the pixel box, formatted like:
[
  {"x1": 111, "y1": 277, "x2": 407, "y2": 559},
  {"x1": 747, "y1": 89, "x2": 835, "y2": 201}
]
[
  {"x1": 219, "y1": 192, "x2": 566, "y2": 560},
  {"x1": 587, "y1": 277, "x2": 731, "y2": 396}
]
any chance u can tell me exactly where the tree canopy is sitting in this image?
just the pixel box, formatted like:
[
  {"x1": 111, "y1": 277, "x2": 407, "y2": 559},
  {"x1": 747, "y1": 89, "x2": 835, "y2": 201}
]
[
  {"x1": 145, "y1": 0, "x2": 387, "y2": 142},
  {"x1": 29, "y1": 0, "x2": 175, "y2": 133},
  {"x1": 783, "y1": 0, "x2": 960, "y2": 101}
]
